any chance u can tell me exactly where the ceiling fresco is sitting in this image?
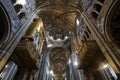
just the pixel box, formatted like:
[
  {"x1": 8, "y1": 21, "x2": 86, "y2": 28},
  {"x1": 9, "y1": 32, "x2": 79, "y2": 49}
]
[{"x1": 49, "y1": 47, "x2": 69, "y2": 75}]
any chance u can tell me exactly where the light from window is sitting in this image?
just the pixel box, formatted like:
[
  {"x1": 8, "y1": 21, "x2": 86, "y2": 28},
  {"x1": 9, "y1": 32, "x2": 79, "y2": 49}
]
[{"x1": 16, "y1": 0, "x2": 26, "y2": 6}]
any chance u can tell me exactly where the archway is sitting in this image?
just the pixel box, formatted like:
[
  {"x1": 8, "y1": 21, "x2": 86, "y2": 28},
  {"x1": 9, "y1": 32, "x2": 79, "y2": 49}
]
[
  {"x1": 49, "y1": 47, "x2": 70, "y2": 80},
  {"x1": 0, "y1": 4, "x2": 11, "y2": 46},
  {"x1": 105, "y1": 1, "x2": 120, "y2": 48}
]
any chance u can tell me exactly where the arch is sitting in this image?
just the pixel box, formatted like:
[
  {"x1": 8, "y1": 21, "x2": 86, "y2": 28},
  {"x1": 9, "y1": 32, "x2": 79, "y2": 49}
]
[
  {"x1": 18, "y1": 12, "x2": 25, "y2": 19},
  {"x1": 14, "y1": 4, "x2": 23, "y2": 13},
  {"x1": 94, "y1": 4, "x2": 102, "y2": 12},
  {"x1": 86, "y1": 26, "x2": 91, "y2": 35},
  {"x1": 91, "y1": 12, "x2": 98, "y2": 19},
  {"x1": 0, "y1": 3, "x2": 11, "y2": 46},
  {"x1": 104, "y1": 1, "x2": 120, "y2": 49},
  {"x1": 49, "y1": 47, "x2": 70, "y2": 74},
  {"x1": 85, "y1": 31, "x2": 89, "y2": 39},
  {"x1": 97, "y1": 0, "x2": 105, "y2": 4}
]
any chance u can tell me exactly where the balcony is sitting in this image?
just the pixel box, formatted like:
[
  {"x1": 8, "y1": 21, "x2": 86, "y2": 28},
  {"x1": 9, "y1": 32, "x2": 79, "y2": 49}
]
[
  {"x1": 11, "y1": 38, "x2": 40, "y2": 69},
  {"x1": 78, "y1": 40, "x2": 101, "y2": 69},
  {"x1": 11, "y1": 21, "x2": 43, "y2": 70}
]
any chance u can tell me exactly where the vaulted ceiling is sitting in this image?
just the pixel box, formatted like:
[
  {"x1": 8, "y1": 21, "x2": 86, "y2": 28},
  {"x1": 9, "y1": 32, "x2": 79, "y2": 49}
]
[
  {"x1": 36, "y1": 0, "x2": 81, "y2": 33},
  {"x1": 49, "y1": 47, "x2": 69, "y2": 75},
  {"x1": 35, "y1": 0, "x2": 81, "y2": 78}
]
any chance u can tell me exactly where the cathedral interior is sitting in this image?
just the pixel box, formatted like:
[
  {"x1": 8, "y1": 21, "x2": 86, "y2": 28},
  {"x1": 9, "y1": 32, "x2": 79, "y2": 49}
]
[{"x1": 0, "y1": 0, "x2": 120, "y2": 80}]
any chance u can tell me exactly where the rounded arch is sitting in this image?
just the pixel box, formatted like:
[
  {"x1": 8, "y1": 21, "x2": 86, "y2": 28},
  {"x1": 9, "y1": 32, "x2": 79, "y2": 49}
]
[
  {"x1": 49, "y1": 47, "x2": 70, "y2": 74},
  {"x1": 104, "y1": 1, "x2": 120, "y2": 49},
  {"x1": 0, "y1": 3, "x2": 11, "y2": 47}
]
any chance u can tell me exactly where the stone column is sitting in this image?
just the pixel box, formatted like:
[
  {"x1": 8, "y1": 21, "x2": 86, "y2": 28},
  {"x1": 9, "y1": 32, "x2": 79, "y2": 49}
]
[
  {"x1": 66, "y1": 66, "x2": 70, "y2": 80},
  {"x1": 38, "y1": 54, "x2": 46, "y2": 80},
  {"x1": 70, "y1": 57, "x2": 80, "y2": 80}
]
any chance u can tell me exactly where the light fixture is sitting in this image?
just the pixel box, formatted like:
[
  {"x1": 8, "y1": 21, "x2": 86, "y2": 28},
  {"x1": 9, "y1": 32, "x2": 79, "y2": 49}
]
[
  {"x1": 50, "y1": 36, "x2": 53, "y2": 39},
  {"x1": 65, "y1": 36, "x2": 68, "y2": 39},
  {"x1": 57, "y1": 38, "x2": 61, "y2": 41},
  {"x1": 74, "y1": 61, "x2": 78, "y2": 66},
  {"x1": 5, "y1": 65, "x2": 8, "y2": 68},
  {"x1": 16, "y1": 0, "x2": 26, "y2": 6},
  {"x1": 47, "y1": 44, "x2": 53, "y2": 48},
  {"x1": 49, "y1": 70, "x2": 54, "y2": 76},
  {"x1": 68, "y1": 59, "x2": 71, "y2": 64},
  {"x1": 102, "y1": 64, "x2": 109, "y2": 69},
  {"x1": 76, "y1": 19, "x2": 79, "y2": 25}
]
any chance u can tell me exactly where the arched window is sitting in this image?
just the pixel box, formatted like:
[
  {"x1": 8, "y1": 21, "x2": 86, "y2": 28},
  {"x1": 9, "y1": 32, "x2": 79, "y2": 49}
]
[
  {"x1": 91, "y1": 12, "x2": 98, "y2": 19},
  {"x1": 97, "y1": 0, "x2": 105, "y2": 4},
  {"x1": 85, "y1": 31, "x2": 89, "y2": 39},
  {"x1": 14, "y1": 4, "x2": 22, "y2": 13},
  {"x1": 18, "y1": 12, "x2": 25, "y2": 19},
  {"x1": 86, "y1": 27, "x2": 91, "y2": 35},
  {"x1": 94, "y1": 4, "x2": 102, "y2": 12},
  {"x1": 83, "y1": 35, "x2": 87, "y2": 41}
]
